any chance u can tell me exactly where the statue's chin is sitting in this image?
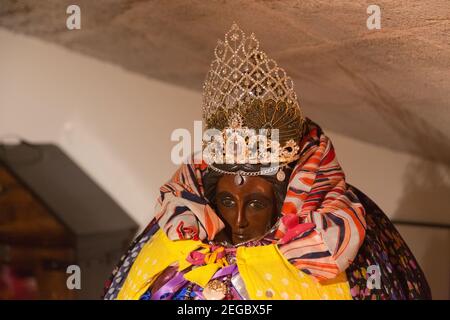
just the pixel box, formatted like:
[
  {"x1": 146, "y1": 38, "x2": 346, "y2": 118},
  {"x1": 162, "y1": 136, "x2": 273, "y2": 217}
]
[
  {"x1": 213, "y1": 229, "x2": 265, "y2": 245},
  {"x1": 231, "y1": 234, "x2": 248, "y2": 245}
]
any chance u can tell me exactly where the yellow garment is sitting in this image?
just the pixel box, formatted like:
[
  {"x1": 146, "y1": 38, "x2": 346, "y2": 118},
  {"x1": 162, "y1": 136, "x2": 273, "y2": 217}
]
[
  {"x1": 117, "y1": 229, "x2": 353, "y2": 300},
  {"x1": 117, "y1": 229, "x2": 202, "y2": 300},
  {"x1": 236, "y1": 244, "x2": 352, "y2": 300},
  {"x1": 184, "y1": 263, "x2": 221, "y2": 288}
]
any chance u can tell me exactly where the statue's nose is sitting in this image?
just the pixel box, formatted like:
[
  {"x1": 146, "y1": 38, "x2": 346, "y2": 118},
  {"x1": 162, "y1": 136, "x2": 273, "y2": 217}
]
[{"x1": 235, "y1": 205, "x2": 249, "y2": 229}]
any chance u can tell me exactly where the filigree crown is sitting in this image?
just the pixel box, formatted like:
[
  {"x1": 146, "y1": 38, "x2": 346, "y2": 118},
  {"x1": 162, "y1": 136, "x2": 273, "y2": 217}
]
[{"x1": 201, "y1": 23, "x2": 305, "y2": 165}]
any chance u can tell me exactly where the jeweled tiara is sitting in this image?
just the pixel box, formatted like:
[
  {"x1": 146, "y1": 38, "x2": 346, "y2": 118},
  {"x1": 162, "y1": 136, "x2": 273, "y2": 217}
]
[{"x1": 201, "y1": 23, "x2": 306, "y2": 180}]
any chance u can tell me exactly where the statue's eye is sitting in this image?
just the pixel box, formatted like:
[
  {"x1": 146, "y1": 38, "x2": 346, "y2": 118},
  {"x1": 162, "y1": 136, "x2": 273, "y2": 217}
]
[
  {"x1": 248, "y1": 200, "x2": 266, "y2": 210},
  {"x1": 221, "y1": 197, "x2": 236, "y2": 208}
]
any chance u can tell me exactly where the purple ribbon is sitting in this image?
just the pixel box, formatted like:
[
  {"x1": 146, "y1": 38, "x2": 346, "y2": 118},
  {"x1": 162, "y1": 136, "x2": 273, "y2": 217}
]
[
  {"x1": 212, "y1": 264, "x2": 237, "y2": 279},
  {"x1": 151, "y1": 264, "x2": 238, "y2": 300},
  {"x1": 151, "y1": 271, "x2": 187, "y2": 300}
]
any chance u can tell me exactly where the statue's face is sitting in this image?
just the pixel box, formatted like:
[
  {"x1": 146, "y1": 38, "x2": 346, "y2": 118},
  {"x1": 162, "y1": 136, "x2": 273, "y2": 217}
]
[{"x1": 214, "y1": 175, "x2": 276, "y2": 245}]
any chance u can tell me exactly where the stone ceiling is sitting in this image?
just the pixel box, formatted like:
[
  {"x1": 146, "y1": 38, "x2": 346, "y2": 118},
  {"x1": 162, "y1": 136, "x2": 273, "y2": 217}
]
[{"x1": 1, "y1": 0, "x2": 449, "y2": 164}]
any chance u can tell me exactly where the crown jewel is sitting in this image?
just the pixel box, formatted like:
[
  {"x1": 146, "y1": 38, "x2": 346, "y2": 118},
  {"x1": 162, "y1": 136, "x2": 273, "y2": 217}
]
[{"x1": 201, "y1": 23, "x2": 305, "y2": 165}]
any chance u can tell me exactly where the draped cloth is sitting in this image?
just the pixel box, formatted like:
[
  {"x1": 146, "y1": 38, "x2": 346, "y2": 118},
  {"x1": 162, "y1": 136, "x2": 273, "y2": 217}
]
[
  {"x1": 103, "y1": 118, "x2": 431, "y2": 300},
  {"x1": 154, "y1": 119, "x2": 366, "y2": 280}
]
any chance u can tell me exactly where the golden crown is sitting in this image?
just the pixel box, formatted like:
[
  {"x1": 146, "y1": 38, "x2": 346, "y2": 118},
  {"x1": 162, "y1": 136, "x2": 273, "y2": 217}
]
[{"x1": 201, "y1": 23, "x2": 305, "y2": 166}]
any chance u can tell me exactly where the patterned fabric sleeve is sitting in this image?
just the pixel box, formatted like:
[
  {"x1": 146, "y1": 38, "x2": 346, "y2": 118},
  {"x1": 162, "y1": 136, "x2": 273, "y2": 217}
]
[
  {"x1": 278, "y1": 123, "x2": 367, "y2": 281},
  {"x1": 154, "y1": 163, "x2": 225, "y2": 241},
  {"x1": 346, "y1": 185, "x2": 431, "y2": 300},
  {"x1": 103, "y1": 218, "x2": 160, "y2": 299}
]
